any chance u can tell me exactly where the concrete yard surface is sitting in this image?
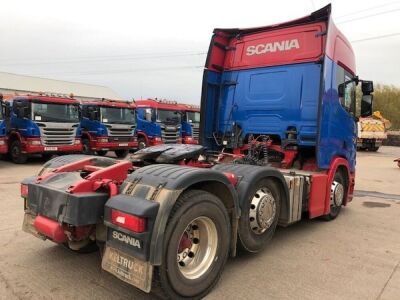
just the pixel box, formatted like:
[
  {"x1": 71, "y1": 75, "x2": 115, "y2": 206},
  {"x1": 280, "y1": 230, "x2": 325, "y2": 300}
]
[{"x1": 0, "y1": 147, "x2": 399, "y2": 299}]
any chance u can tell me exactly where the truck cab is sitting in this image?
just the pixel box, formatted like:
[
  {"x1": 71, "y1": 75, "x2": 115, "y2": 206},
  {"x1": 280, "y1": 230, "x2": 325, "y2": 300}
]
[
  {"x1": 80, "y1": 100, "x2": 137, "y2": 158},
  {"x1": 0, "y1": 95, "x2": 9, "y2": 154},
  {"x1": 7, "y1": 94, "x2": 82, "y2": 163},
  {"x1": 181, "y1": 104, "x2": 200, "y2": 144},
  {"x1": 135, "y1": 99, "x2": 182, "y2": 148}
]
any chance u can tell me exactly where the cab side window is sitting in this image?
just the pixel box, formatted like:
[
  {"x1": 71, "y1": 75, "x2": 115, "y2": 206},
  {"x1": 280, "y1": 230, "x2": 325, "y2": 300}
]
[{"x1": 336, "y1": 65, "x2": 356, "y2": 116}]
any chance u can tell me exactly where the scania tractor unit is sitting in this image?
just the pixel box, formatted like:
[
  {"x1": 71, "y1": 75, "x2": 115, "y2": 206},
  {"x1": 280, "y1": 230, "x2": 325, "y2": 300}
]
[
  {"x1": 20, "y1": 5, "x2": 374, "y2": 299},
  {"x1": 6, "y1": 94, "x2": 82, "y2": 163},
  {"x1": 80, "y1": 99, "x2": 137, "y2": 158},
  {"x1": 135, "y1": 99, "x2": 182, "y2": 148},
  {"x1": 181, "y1": 104, "x2": 200, "y2": 144},
  {"x1": 0, "y1": 95, "x2": 9, "y2": 154}
]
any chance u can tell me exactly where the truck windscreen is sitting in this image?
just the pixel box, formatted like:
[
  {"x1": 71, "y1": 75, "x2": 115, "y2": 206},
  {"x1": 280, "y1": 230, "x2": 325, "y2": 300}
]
[
  {"x1": 186, "y1": 111, "x2": 200, "y2": 123},
  {"x1": 156, "y1": 109, "x2": 181, "y2": 124},
  {"x1": 100, "y1": 107, "x2": 135, "y2": 124},
  {"x1": 32, "y1": 102, "x2": 79, "y2": 123}
]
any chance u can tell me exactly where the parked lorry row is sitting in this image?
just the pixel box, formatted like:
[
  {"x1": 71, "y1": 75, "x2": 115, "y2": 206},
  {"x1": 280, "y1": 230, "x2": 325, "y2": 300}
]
[
  {"x1": 20, "y1": 4, "x2": 376, "y2": 300},
  {"x1": 0, "y1": 95, "x2": 200, "y2": 163}
]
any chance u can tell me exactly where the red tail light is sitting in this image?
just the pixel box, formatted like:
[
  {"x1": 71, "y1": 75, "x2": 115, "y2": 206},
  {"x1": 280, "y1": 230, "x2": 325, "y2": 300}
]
[
  {"x1": 21, "y1": 184, "x2": 29, "y2": 197},
  {"x1": 111, "y1": 209, "x2": 146, "y2": 233}
]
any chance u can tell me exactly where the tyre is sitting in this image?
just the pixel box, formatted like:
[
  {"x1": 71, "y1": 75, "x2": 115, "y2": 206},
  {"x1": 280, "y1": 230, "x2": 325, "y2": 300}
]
[
  {"x1": 237, "y1": 178, "x2": 281, "y2": 253},
  {"x1": 10, "y1": 140, "x2": 28, "y2": 164},
  {"x1": 96, "y1": 150, "x2": 107, "y2": 156},
  {"x1": 322, "y1": 171, "x2": 346, "y2": 221},
  {"x1": 154, "y1": 190, "x2": 230, "y2": 299},
  {"x1": 82, "y1": 139, "x2": 93, "y2": 155},
  {"x1": 114, "y1": 149, "x2": 128, "y2": 158},
  {"x1": 370, "y1": 146, "x2": 379, "y2": 152},
  {"x1": 138, "y1": 137, "x2": 147, "y2": 149}
]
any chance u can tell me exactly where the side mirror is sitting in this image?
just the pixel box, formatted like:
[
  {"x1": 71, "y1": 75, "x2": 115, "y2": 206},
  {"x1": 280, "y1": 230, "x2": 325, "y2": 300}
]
[
  {"x1": 362, "y1": 81, "x2": 374, "y2": 95},
  {"x1": 4, "y1": 103, "x2": 10, "y2": 117},
  {"x1": 338, "y1": 83, "x2": 345, "y2": 97},
  {"x1": 361, "y1": 94, "x2": 373, "y2": 117},
  {"x1": 17, "y1": 107, "x2": 29, "y2": 119},
  {"x1": 144, "y1": 109, "x2": 152, "y2": 122},
  {"x1": 89, "y1": 111, "x2": 98, "y2": 121}
]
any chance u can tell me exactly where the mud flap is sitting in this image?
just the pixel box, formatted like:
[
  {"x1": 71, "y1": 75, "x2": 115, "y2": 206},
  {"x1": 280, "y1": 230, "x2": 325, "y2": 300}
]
[{"x1": 101, "y1": 246, "x2": 153, "y2": 293}]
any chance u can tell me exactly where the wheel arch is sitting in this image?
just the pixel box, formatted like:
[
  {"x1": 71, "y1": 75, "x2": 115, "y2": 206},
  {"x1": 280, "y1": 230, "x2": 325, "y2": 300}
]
[
  {"x1": 119, "y1": 164, "x2": 239, "y2": 265},
  {"x1": 211, "y1": 164, "x2": 290, "y2": 225}
]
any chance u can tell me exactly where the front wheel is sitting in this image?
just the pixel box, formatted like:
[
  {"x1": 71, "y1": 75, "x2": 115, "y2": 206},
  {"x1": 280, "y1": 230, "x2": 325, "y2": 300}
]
[
  {"x1": 82, "y1": 139, "x2": 93, "y2": 155},
  {"x1": 10, "y1": 140, "x2": 28, "y2": 164},
  {"x1": 114, "y1": 149, "x2": 128, "y2": 158},
  {"x1": 138, "y1": 137, "x2": 147, "y2": 149},
  {"x1": 323, "y1": 171, "x2": 346, "y2": 221},
  {"x1": 154, "y1": 190, "x2": 230, "y2": 299}
]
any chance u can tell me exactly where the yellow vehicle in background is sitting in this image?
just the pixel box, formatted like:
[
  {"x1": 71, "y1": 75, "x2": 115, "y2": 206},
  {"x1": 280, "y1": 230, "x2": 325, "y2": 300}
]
[{"x1": 357, "y1": 111, "x2": 391, "y2": 151}]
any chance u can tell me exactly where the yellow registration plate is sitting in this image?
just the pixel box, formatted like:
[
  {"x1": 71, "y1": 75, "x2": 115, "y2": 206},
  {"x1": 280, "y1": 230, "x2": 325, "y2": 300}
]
[{"x1": 101, "y1": 246, "x2": 153, "y2": 293}]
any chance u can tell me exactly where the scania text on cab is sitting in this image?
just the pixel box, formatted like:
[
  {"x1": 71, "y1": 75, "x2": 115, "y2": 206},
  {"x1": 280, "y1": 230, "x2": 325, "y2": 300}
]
[
  {"x1": 135, "y1": 99, "x2": 182, "y2": 148},
  {"x1": 80, "y1": 99, "x2": 137, "y2": 158},
  {"x1": 20, "y1": 4, "x2": 375, "y2": 299},
  {"x1": 7, "y1": 94, "x2": 82, "y2": 163}
]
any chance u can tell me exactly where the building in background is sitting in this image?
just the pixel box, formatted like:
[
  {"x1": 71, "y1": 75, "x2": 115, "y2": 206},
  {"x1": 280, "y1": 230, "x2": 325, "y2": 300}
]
[{"x1": 0, "y1": 71, "x2": 121, "y2": 101}]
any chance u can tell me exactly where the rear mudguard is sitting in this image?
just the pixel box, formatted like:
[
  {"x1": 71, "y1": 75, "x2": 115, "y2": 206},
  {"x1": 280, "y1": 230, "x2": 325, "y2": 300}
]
[
  {"x1": 106, "y1": 164, "x2": 239, "y2": 265},
  {"x1": 212, "y1": 164, "x2": 290, "y2": 224}
]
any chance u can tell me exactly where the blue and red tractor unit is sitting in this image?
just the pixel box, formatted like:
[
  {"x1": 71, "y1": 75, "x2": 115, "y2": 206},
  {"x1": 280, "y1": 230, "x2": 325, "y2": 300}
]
[
  {"x1": 20, "y1": 4, "x2": 374, "y2": 299},
  {"x1": 80, "y1": 99, "x2": 137, "y2": 158},
  {"x1": 181, "y1": 104, "x2": 200, "y2": 144},
  {"x1": 135, "y1": 99, "x2": 183, "y2": 148}
]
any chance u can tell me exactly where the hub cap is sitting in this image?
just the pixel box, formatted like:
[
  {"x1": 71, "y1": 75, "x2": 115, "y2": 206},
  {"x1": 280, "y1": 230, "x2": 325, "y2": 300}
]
[
  {"x1": 331, "y1": 181, "x2": 344, "y2": 207},
  {"x1": 249, "y1": 188, "x2": 276, "y2": 235},
  {"x1": 177, "y1": 216, "x2": 218, "y2": 280}
]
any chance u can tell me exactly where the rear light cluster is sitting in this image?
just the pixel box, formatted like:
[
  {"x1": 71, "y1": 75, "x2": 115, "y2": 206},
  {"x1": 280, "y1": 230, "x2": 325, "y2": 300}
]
[
  {"x1": 111, "y1": 209, "x2": 146, "y2": 233},
  {"x1": 21, "y1": 184, "x2": 29, "y2": 197}
]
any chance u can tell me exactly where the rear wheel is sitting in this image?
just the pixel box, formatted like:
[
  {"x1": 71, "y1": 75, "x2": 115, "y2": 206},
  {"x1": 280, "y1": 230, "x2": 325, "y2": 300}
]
[
  {"x1": 64, "y1": 239, "x2": 98, "y2": 254},
  {"x1": 154, "y1": 190, "x2": 230, "y2": 299},
  {"x1": 82, "y1": 139, "x2": 93, "y2": 155},
  {"x1": 237, "y1": 178, "x2": 281, "y2": 253},
  {"x1": 10, "y1": 140, "x2": 28, "y2": 164},
  {"x1": 114, "y1": 149, "x2": 128, "y2": 158},
  {"x1": 323, "y1": 171, "x2": 346, "y2": 221}
]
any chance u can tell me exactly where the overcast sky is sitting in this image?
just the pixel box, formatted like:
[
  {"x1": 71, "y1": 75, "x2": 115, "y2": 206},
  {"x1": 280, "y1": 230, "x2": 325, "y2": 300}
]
[{"x1": 0, "y1": 0, "x2": 399, "y2": 103}]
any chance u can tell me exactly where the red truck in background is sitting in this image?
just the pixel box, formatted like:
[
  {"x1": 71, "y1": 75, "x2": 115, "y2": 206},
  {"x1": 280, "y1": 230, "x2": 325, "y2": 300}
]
[{"x1": 80, "y1": 99, "x2": 137, "y2": 158}]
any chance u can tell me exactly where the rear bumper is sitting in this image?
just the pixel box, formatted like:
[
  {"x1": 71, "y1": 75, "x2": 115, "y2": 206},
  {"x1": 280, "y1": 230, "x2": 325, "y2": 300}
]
[{"x1": 92, "y1": 140, "x2": 138, "y2": 151}]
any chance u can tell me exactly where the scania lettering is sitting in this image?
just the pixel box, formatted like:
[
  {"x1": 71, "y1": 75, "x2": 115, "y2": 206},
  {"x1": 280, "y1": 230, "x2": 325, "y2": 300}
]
[
  {"x1": 80, "y1": 99, "x2": 137, "y2": 158},
  {"x1": 7, "y1": 94, "x2": 82, "y2": 163},
  {"x1": 246, "y1": 39, "x2": 300, "y2": 56},
  {"x1": 21, "y1": 4, "x2": 375, "y2": 300},
  {"x1": 112, "y1": 231, "x2": 141, "y2": 249},
  {"x1": 135, "y1": 99, "x2": 182, "y2": 148}
]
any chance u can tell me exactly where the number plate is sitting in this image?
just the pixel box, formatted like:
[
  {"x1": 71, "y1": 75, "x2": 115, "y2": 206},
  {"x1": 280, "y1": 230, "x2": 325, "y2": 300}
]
[
  {"x1": 118, "y1": 143, "x2": 129, "y2": 147},
  {"x1": 44, "y1": 147, "x2": 58, "y2": 151},
  {"x1": 101, "y1": 246, "x2": 153, "y2": 293}
]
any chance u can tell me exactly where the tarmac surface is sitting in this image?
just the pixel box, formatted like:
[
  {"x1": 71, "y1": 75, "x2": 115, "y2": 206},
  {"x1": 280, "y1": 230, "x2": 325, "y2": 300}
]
[{"x1": 0, "y1": 146, "x2": 399, "y2": 300}]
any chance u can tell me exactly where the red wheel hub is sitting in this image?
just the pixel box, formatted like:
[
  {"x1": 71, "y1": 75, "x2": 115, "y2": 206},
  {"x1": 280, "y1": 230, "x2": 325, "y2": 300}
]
[{"x1": 178, "y1": 232, "x2": 192, "y2": 252}]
